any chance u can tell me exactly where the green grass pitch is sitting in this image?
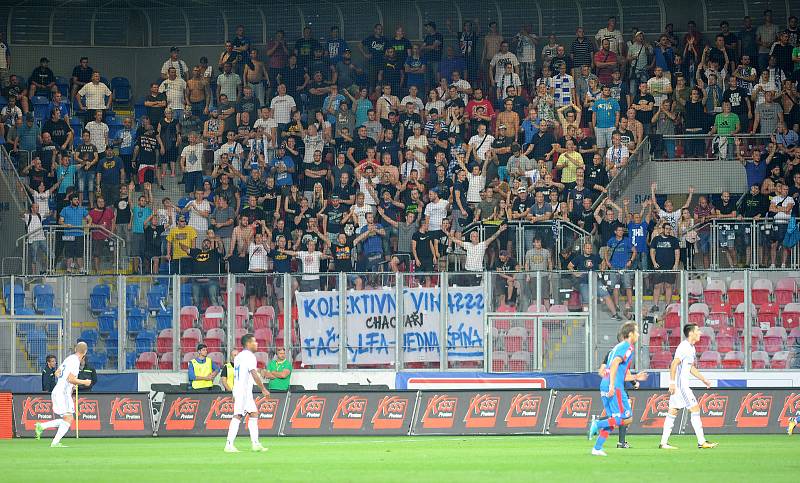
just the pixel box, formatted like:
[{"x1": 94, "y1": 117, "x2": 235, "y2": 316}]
[{"x1": 1, "y1": 435, "x2": 798, "y2": 482}]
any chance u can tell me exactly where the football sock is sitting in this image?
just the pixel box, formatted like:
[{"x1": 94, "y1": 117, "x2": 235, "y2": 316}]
[
  {"x1": 660, "y1": 414, "x2": 676, "y2": 445},
  {"x1": 691, "y1": 411, "x2": 706, "y2": 444},
  {"x1": 247, "y1": 416, "x2": 259, "y2": 445},
  {"x1": 226, "y1": 417, "x2": 241, "y2": 445},
  {"x1": 40, "y1": 419, "x2": 62, "y2": 430},
  {"x1": 52, "y1": 420, "x2": 70, "y2": 445},
  {"x1": 594, "y1": 429, "x2": 610, "y2": 450},
  {"x1": 618, "y1": 424, "x2": 628, "y2": 443}
]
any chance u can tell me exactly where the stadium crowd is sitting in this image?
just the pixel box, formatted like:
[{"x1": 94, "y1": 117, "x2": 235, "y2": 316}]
[{"x1": 5, "y1": 10, "x2": 800, "y2": 294}]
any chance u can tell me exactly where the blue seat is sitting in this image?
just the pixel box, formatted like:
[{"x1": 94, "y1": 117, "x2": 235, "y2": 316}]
[
  {"x1": 125, "y1": 351, "x2": 137, "y2": 369},
  {"x1": 127, "y1": 307, "x2": 146, "y2": 335},
  {"x1": 108, "y1": 117, "x2": 124, "y2": 142},
  {"x1": 79, "y1": 329, "x2": 99, "y2": 350},
  {"x1": 180, "y1": 284, "x2": 192, "y2": 307},
  {"x1": 156, "y1": 307, "x2": 173, "y2": 331},
  {"x1": 33, "y1": 284, "x2": 55, "y2": 312},
  {"x1": 3, "y1": 283, "x2": 25, "y2": 311},
  {"x1": 88, "y1": 351, "x2": 108, "y2": 370},
  {"x1": 44, "y1": 321, "x2": 60, "y2": 337},
  {"x1": 147, "y1": 286, "x2": 168, "y2": 312},
  {"x1": 71, "y1": 117, "x2": 84, "y2": 146},
  {"x1": 17, "y1": 322, "x2": 35, "y2": 335},
  {"x1": 106, "y1": 331, "x2": 119, "y2": 354},
  {"x1": 134, "y1": 97, "x2": 146, "y2": 120},
  {"x1": 135, "y1": 330, "x2": 155, "y2": 352},
  {"x1": 111, "y1": 77, "x2": 131, "y2": 106},
  {"x1": 98, "y1": 308, "x2": 118, "y2": 337},
  {"x1": 27, "y1": 330, "x2": 47, "y2": 361},
  {"x1": 16, "y1": 307, "x2": 35, "y2": 315},
  {"x1": 126, "y1": 284, "x2": 140, "y2": 308},
  {"x1": 31, "y1": 95, "x2": 50, "y2": 121},
  {"x1": 55, "y1": 76, "x2": 69, "y2": 97},
  {"x1": 90, "y1": 284, "x2": 111, "y2": 314}
]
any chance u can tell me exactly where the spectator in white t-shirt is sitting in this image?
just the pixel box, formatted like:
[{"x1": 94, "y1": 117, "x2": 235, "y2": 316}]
[
  {"x1": 448, "y1": 225, "x2": 508, "y2": 282},
  {"x1": 161, "y1": 47, "x2": 189, "y2": 80},
  {"x1": 280, "y1": 238, "x2": 332, "y2": 292},
  {"x1": 159, "y1": 67, "x2": 188, "y2": 120},
  {"x1": 424, "y1": 188, "x2": 449, "y2": 231},
  {"x1": 84, "y1": 110, "x2": 109, "y2": 153},
  {"x1": 77, "y1": 72, "x2": 112, "y2": 119},
  {"x1": 183, "y1": 189, "x2": 210, "y2": 242},
  {"x1": 650, "y1": 182, "x2": 695, "y2": 231},
  {"x1": 769, "y1": 182, "x2": 795, "y2": 268}
]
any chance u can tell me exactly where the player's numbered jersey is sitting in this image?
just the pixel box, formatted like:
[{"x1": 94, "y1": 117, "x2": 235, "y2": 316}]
[
  {"x1": 233, "y1": 350, "x2": 257, "y2": 391},
  {"x1": 674, "y1": 340, "x2": 696, "y2": 386}
]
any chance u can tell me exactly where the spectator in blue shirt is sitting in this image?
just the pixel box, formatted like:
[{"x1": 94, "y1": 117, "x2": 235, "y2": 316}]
[
  {"x1": 404, "y1": 45, "x2": 426, "y2": 93},
  {"x1": 353, "y1": 211, "x2": 386, "y2": 271},
  {"x1": 59, "y1": 194, "x2": 90, "y2": 272},
  {"x1": 520, "y1": 108, "x2": 541, "y2": 147},
  {"x1": 605, "y1": 225, "x2": 636, "y2": 314},
  {"x1": 626, "y1": 200, "x2": 652, "y2": 270},
  {"x1": 54, "y1": 152, "x2": 77, "y2": 198},
  {"x1": 112, "y1": 116, "x2": 136, "y2": 182},
  {"x1": 737, "y1": 142, "x2": 767, "y2": 188},
  {"x1": 591, "y1": 85, "x2": 620, "y2": 151},
  {"x1": 131, "y1": 195, "x2": 154, "y2": 274},
  {"x1": 18, "y1": 113, "x2": 41, "y2": 153},
  {"x1": 438, "y1": 46, "x2": 466, "y2": 87},
  {"x1": 269, "y1": 146, "x2": 295, "y2": 188}
]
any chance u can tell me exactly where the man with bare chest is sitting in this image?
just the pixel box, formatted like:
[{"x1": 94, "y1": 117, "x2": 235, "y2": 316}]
[
  {"x1": 244, "y1": 48, "x2": 268, "y2": 106},
  {"x1": 227, "y1": 215, "x2": 255, "y2": 273},
  {"x1": 187, "y1": 66, "x2": 211, "y2": 119}
]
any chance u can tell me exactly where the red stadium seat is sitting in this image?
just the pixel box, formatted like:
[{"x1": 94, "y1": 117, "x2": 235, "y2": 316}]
[
  {"x1": 771, "y1": 351, "x2": 792, "y2": 369},
  {"x1": 728, "y1": 279, "x2": 745, "y2": 306},
  {"x1": 716, "y1": 333, "x2": 736, "y2": 353},
  {"x1": 204, "y1": 328, "x2": 225, "y2": 353},
  {"x1": 508, "y1": 351, "x2": 530, "y2": 372},
  {"x1": 703, "y1": 279, "x2": 727, "y2": 306},
  {"x1": 696, "y1": 327, "x2": 714, "y2": 353},
  {"x1": 648, "y1": 327, "x2": 668, "y2": 355},
  {"x1": 208, "y1": 351, "x2": 224, "y2": 367},
  {"x1": 222, "y1": 282, "x2": 246, "y2": 307},
  {"x1": 698, "y1": 351, "x2": 721, "y2": 369},
  {"x1": 253, "y1": 305, "x2": 276, "y2": 330},
  {"x1": 202, "y1": 305, "x2": 225, "y2": 331},
  {"x1": 159, "y1": 352, "x2": 174, "y2": 370},
  {"x1": 688, "y1": 303, "x2": 710, "y2": 325},
  {"x1": 254, "y1": 351, "x2": 270, "y2": 369},
  {"x1": 763, "y1": 327, "x2": 787, "y2": 355},
  {"x1": 782, "y1": 303, "x2": 800, "y2": 330},
  {"x1": 721, "y1": 351, "x2": 744, "y2": 369},
  {"x1": 650, "y1": 351, "x2": 673, "y2": 369},
  {"x1": 757, "y1": 303, "x2": 780, "y2": 329},
  {"x1": 504, "y1": 327, "x2": 526, "y2": 353},
  {"x1": 180, "y1": 306, "x2": 199, "y2": 331},
  {"x1": 180, "y1": 328, "x2": 202, "y2": 352},
  {"x1": 134, "y1": 351, "x2": 157, "y2": 369},
  {"x1": 775, "y1": 278, "x2": 797, "y2": 306},
  {"x1": 751, "y1": 278, "x2": 773, "y2": 306},
  {"x1": 492, "y1": 351, "x2": 509, "y2": 372},
  {"x1": 254, "y1": 328, "x2": 273, "y2": 348},
  {"x1": 751, "y1": 350, "x2": 770, "y2": 369},
  {"x1": 156, "y1": 328, "x2": 173, "y2": 354},
  {"x1": 181, "y1": 352, "x2": 198, "y2": 369},
  {"x1": 235, "y1": 306, "x2": 249, "y2": 329}
]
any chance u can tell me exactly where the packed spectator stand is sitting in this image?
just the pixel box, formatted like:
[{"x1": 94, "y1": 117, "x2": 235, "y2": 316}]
[{"x1": 1, "y1": 1, "x2": 800, "y2": 376}]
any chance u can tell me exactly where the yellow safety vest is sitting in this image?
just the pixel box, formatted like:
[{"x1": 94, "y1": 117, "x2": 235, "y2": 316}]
[
  {"x1": 190, "y1": 358, "x2": 213, "y2": 389},
  {"x1": 224, "y1": 362, "x2": 235, "y2": 391}
]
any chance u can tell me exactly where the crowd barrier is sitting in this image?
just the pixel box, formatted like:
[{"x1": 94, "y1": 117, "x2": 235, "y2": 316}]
[{"x1": 10, "y1": 388, "x2": 800, "y2": 437}]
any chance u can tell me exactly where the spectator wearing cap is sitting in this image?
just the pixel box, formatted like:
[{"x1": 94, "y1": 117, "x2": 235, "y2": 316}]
[
  {"x1": 28, "y1": 57, "x2": 56, "y2": 99},
  {"x1": 188, "y1": 343, "x2": 220, "y2": 390},
  {"x1": 162, "y1": 46, "x2": 189, "y2": 80}
]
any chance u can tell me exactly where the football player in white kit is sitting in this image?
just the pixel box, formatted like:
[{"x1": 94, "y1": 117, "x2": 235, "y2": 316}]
[
  {"x1": 224, "y1": 333, "x2": 270, "y2": 452},
  {"x1": 34, "y1": 342, "x2": 93, "y2": 447},
  {"x1": 659, "y1": 323, "x2": 718, "y2": 449}
]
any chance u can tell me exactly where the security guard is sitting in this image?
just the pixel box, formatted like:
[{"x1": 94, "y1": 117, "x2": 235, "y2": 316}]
[
  {"x1": 188, "y1": 343, "x2": 220, "y2": 390},
  {"x1": 220, "y1": 349, "x2": 239, "y2": 392}
]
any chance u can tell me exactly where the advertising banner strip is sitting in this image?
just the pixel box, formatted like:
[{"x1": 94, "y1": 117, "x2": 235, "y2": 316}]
[
  {"x1": 282, "y1": 391, "x2": 417, "y2": 436},
  {"x1": 13, "y1": 393, "x2": 153, "y2": 438},
  {"x1": 411, "y1": 390, "x2": 552, "y2": 435},
  {"x1": 157, "y1": 392, "x2": 288, "y2": 436}
]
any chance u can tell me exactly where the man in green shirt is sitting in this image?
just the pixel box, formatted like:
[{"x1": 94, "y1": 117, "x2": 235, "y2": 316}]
[
  {"x1": 264, "y1": 347, "x2": 292, "y2": 391},
  {"x1": 711, "y1": 100, "x2": 740, "y2": 159}
]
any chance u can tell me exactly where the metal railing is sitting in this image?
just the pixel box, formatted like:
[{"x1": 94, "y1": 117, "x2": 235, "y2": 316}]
[
  {"x1": 16, "y1": 225, "x2": 127, "y2": 275},
  {"x1": 596, "y1": 136, "x2": 650, "y2": 209},
  {"x1": 3, "y1": 269, "x2": 799, "y2": 374},
  {"x1": 652, "y1": 133, "x2": 772, "y2": 161}
]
